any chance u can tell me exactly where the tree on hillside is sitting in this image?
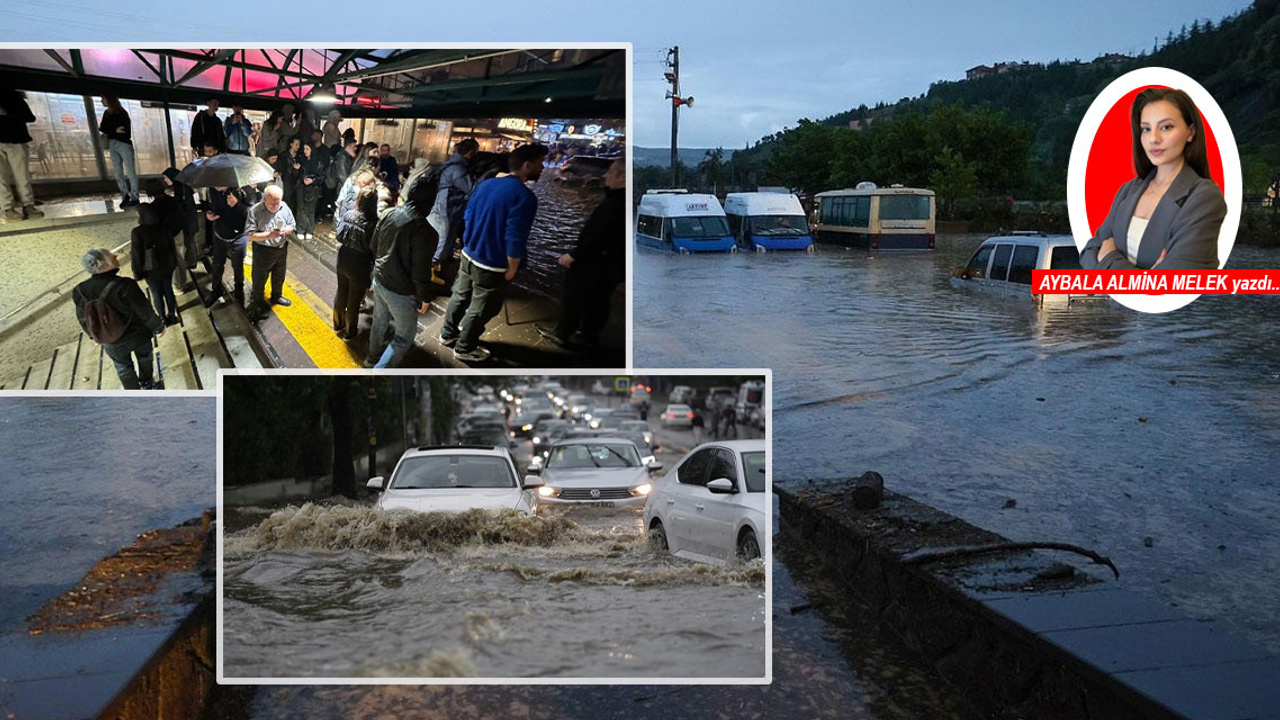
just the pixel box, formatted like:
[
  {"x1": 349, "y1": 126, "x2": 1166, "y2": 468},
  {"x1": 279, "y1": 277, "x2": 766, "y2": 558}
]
[
  {"x1": 929, "y1": 147, "x2": 979, "y2": 219},
  {"x1": 762, "y1": 120, "x2": 839, "y2": 194}
]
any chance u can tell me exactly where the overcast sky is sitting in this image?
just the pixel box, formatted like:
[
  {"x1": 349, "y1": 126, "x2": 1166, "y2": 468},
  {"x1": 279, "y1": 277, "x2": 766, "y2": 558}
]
[{"x1": 4, "y1": 0, "x2": 1251, "y2": 147}]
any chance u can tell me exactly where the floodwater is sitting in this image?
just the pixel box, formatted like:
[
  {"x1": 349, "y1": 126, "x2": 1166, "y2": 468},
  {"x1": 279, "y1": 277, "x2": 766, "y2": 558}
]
[
  {"x1": 238, "y1": 497, "x2": 979, "y2": 720},
  {"x1": 635, "y1": 235, "x2": 1280, "y2": 654},
  {"x1": 515, "y1": 178, "x2": 600, "y2": 299},
  {"x1": 0, "y1": 397, "x2": 214, "y2": 633},
  {"x1": 222, "y1": 504, "x2": 766, "y2": 679}
]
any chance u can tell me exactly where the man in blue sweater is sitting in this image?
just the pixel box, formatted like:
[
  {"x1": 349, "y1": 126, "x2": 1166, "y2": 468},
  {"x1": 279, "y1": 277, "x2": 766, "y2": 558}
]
[{"x1": 440, "y1": 143, "x2": 547, "y2": 363}]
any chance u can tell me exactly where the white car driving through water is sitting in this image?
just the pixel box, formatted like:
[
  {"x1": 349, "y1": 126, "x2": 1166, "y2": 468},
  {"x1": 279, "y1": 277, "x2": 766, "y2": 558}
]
[
  {"x1": 644, "y1": 440, "x2": 767, "y2": 563},
  {"x1": 527, "y1": 438, "x2": 662, "y2": 508},
  {"x1": 368, "y1": 445, "x2": 540, "y2": 516}
]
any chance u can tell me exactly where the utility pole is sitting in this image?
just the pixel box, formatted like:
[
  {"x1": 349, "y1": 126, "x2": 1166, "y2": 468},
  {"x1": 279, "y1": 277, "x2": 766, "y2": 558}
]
[
  {"x1": 664, "y1": 47, "x2": 693, "y2": 187},
  {"x1": 667, "y1": 47, "x2": 680, "y2": 186}
]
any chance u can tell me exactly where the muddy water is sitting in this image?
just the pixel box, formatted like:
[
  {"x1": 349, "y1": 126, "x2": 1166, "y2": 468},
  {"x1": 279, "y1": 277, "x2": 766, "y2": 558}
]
[
  {"x1": 635, "y1": 236, "x2": 1280, "y2": 653},
  {"x1": 240, "y1": 497, "x2": 979, "y2": 720},
  {"x1": 222, "y1": 504, "x2": 765, "y2": 679},
  {"x1": 0, "y1": 397, "x2": 214, "y2": 632}
]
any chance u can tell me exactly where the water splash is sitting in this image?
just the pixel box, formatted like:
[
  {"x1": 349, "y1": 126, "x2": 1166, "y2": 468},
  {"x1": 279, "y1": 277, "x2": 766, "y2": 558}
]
[{"x1": 225, "y1": 504, "x2": 585, "y2": 556}]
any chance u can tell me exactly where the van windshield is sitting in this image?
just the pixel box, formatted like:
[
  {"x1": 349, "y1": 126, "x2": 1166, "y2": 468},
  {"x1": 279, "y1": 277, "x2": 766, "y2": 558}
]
[
  {"x1": 670, "y1": 216, "x2": 730, "y2": 238},
  {"x1": 750, "y1": 215, "x2": 810, "y2": 236}
]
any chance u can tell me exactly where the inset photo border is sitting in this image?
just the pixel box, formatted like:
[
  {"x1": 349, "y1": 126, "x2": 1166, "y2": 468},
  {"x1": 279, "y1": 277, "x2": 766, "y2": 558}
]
[{"x1": 215, "y1": 368, "x2": 772, "y2": 684}]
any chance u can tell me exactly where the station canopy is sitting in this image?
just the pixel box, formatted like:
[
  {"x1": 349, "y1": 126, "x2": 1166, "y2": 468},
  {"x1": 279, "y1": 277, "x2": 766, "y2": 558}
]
[{"x1": 0, "y1": 48, "x2": 625, "y2": 118}]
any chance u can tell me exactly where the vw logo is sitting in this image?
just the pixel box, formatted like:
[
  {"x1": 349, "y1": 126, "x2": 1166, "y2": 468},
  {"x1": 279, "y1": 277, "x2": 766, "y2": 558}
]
[{"x1": 590, "y1": 489, "x2": 601, "y2": 499}]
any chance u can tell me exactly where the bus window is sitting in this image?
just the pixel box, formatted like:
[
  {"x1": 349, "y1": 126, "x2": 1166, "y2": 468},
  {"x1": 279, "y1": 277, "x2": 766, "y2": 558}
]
[
  {"x1": 879, "y1": 195, "x2": 931, "y2": 220},
  {"x1": 1008, "y1": 245, "x2": 1039, "y2": 285},
  {"x1": 753, "y1": 215, "x2": 810, "y2": 236}
]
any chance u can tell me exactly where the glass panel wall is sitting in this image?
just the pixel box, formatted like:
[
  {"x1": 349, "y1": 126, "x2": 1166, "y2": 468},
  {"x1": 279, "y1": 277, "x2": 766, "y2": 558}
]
[
  {"x1": 24, "y1": 92, "x2": 97, "y2": 180},
  {"x1": 94, "y1": 98, "x2": 174, "y2": 178}
]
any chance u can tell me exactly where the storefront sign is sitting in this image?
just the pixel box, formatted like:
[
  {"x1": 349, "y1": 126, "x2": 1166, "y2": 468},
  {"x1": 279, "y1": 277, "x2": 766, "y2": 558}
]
[
  {"x1": 497, "y1": 117, "x2": 533, "y2": 131},
  {"x1": 60, "y1": 113, "x2": 76, "y2": 126}
]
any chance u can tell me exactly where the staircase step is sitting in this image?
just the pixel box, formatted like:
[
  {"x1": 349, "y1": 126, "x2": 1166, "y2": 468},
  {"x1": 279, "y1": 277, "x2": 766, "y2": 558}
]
[{"x1": 46, "y1": 338, "x2": 81, "y2": 391}]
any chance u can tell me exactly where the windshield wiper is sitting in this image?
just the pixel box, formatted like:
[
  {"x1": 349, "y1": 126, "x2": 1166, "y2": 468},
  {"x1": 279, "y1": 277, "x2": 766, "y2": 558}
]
[{"x1": 602, "y1": 446, "x2": 635, "y2": 466}]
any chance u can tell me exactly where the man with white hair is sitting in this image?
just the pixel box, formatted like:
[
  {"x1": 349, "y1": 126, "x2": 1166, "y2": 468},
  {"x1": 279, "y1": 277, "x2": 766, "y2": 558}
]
[
  {"x1": 245, "y1": 184, "x2": 296, "y2": 321},
  {"x1": 71, "y1": 248, "x2": 165, "y2": 389}
]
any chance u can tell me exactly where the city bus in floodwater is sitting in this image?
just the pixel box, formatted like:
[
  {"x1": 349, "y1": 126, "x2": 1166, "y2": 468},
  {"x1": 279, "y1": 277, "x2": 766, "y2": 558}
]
[
  {"x1": 812, "y1": 184, "x2": 936, "y2": 250},
  {"x1": 723, "y1": 192, "x2": 814, "y2": 252},
  {"x1": 635, "y1": 190, "x2": 736, "y2": 254}
]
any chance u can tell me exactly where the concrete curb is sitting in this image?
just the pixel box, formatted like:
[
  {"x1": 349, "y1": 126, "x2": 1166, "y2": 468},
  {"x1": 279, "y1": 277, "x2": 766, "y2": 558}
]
[{"x1": 775, "y1": 480, "x2": 1280, "y2": 720}]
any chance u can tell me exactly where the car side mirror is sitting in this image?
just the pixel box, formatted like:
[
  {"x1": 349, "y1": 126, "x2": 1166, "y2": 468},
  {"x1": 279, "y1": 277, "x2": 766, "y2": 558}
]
[
  {"x1": 707, "y1": 478, "x2": 736, "y2": 494},
  {"x1": 646, "y1": 460, "x2": 664, "y2": 473},
  {"x1": 523, "y1": 475, "x2": 543, "y2": 489},
  {"x1": 366, "y1": 475, "x2": 386, "y2": 491}
]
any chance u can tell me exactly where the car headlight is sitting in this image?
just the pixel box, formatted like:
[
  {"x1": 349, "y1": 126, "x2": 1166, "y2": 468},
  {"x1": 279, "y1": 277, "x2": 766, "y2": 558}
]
[
  {"x1": 631, "y1": 483, "x2": 652, "y2": 496},
  {"x1": 532, "y1": 437, "x2": 541, "y2": 444},
  {"x1": 537, "y1": 486, "x2": 559, "y2": 497},
  {"x1": 522, "y1": 424, "x2": 533, "y2": 431}
]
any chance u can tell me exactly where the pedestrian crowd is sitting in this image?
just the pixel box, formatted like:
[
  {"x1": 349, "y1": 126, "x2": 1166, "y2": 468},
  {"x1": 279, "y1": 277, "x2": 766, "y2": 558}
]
[{"x1": 51, "y1": 93, "x2": 625, "y2": 386}]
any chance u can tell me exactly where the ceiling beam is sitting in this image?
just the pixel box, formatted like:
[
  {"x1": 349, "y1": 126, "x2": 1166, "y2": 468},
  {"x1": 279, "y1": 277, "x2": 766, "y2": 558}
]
[{"x1": 43, "y1": 50, "x2": 77, "y2": 77}]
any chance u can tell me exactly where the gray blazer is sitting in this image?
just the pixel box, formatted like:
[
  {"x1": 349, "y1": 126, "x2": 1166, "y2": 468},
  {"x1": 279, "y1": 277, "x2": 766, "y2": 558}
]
[{"x1": 1080, "y1": 162, "x2": 1226, "y2": 270}]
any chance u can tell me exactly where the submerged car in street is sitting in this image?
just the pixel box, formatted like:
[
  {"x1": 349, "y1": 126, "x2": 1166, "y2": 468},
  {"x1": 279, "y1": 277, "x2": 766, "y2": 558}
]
[
  {"x1": 527, "y1": 438, "x2": 661, "y2": 508},
  {"x1": 644, "y1": 440, "x2": 767, "y2": 563},
  {"x1": 369, "y1": 445, "x2": 540, "y2": 516}
]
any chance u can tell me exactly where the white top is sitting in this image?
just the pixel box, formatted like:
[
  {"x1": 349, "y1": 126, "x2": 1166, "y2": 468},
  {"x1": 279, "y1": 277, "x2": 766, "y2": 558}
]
[{"x1": 1126, "y1": 216, "x2": 1149, "y2": 265}]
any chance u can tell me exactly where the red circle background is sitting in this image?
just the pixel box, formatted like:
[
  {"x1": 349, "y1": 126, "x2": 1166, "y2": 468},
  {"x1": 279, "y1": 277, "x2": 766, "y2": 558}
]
[{"x1": 1084, "y1": 85, "x2": 1225, "y2": 234}]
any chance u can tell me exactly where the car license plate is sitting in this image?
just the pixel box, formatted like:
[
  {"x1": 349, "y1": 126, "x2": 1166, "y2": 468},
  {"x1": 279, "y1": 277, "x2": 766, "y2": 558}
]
[{"x1": 597, "y1": 501, "x2": 615, "y2": 508}]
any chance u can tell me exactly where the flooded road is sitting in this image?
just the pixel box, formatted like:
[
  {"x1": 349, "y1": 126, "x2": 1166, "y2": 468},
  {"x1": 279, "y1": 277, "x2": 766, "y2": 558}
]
[
  {"x1": 222, "y1": 503, "x2": 765, "y2": 679},
  {"x1": 0, "y1": 397, "x2": 214, "y2": 632},
  {"x1": 635, "y1": 236, "x2": 1280, "y2": 654},
  {"x1": 236, "y1": 496, "x2": 978, "y2": 720}
]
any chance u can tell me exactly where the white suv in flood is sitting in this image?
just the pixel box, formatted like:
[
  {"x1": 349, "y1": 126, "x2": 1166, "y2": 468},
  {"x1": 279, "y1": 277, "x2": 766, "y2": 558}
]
[
  {"x1": 368, "y1": 445, "x2": 540, "y2": 516},
  {"x1": 644, "y1": 440, "x2": 767, "y2": 563}
]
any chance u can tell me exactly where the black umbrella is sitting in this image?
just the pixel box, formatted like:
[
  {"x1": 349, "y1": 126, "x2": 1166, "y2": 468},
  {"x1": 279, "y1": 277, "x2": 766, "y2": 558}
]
[{"x1": 174, "y1": 154, "x2": 277, "y2": 189}]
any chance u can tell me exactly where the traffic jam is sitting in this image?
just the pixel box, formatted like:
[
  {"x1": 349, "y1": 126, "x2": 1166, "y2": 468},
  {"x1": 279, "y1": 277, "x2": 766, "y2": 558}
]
[{"x1": 378, "y1": 376, "x2": 768, "y2": 562}]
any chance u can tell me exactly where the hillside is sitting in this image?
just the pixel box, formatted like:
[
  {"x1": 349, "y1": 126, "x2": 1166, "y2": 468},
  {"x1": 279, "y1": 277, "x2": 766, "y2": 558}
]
[
  {"x1": 735, "y1": 0, "x2": 1280, "y2": 196},
  {"x1": 633, "y1": 146, "x2": 731, "y2": 168}
]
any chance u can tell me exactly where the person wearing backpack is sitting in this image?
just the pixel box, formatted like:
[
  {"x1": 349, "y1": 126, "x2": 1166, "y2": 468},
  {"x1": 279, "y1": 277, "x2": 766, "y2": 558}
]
[
  {"x1": 72, "y1": 248, "x2": 165, "y2": 389},
  {"x1": 428, "y1": 138, "x2": 479, "y2": 281}
]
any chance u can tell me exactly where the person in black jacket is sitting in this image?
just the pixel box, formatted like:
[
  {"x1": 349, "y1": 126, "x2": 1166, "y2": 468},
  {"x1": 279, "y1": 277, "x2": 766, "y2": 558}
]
[
  {"x1": 0, "y1": 86, "x2": 44, "y2": 222},
  {"x1": 204, "y1": 186, "x2": 250, "y2": 307},
  {"x1": 130, "y1": 188, "x2": 181, "y2": 325},
  {"x1": 161, "y1": 167, "x2": 200, "y2": 292},
  {"x1": 72, "y1": 248, "x2": 165, "y2": 389},
  {"x1": 277, "y1": 137, "x2": 303, "y2": 216},
  {"x1": 333, "y1": 185, "x2": 379, "y2": 340},
  {"x1": 99, "y1": 96, "x2": 139, "y2": 207},
  {"x1": 295, "y1": 142, "x2": 323, "y2": 239},
  {"x1": 538, "y1": 159, "x2": 625, "y2": 348},
  {"x1": 362, "y1": 175, "x2": 441, "y2": 368},
  {"x1": 190, "y1": 99, "x2": 225, "y2": 156}
]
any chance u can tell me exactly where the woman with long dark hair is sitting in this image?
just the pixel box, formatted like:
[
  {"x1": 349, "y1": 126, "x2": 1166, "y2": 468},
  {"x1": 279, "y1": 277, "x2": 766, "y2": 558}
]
[
  {"x1": 277, "y1": 137, "x2": 303, "y2": 212},
  {"x1": 99, "y1": 95, "x2": 140, "y2": 208},
  {"x1": 1080, "y1": 88, "x2": 1227, "y2": 270},
  {"x1": 296, "y1": 142, "x2": 323, "y2": 239}
]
